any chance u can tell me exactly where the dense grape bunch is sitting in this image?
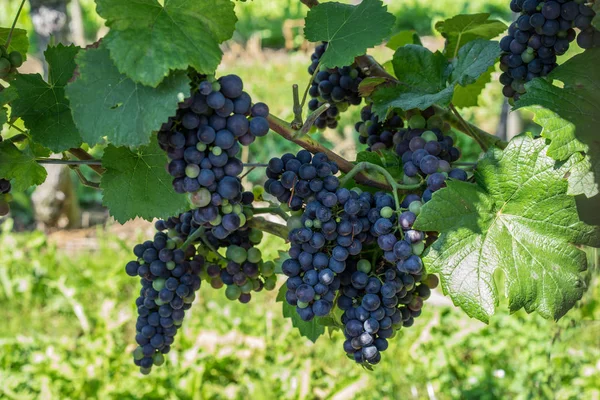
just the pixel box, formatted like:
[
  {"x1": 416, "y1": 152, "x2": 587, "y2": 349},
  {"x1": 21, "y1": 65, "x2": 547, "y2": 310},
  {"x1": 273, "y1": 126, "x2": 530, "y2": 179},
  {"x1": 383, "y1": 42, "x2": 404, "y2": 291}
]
[
  {"x1": 499, "y1": 0, "x2": 599, "y2": 100},
  {"x1": 0, "y1": 135, "x2": 11, "y2": 217},
  {"x1": 355, "y1": 103, "x2": 405, "y2": 151},
  {"x1": 307, "y1": 42, "x2": 365, "y2": 129},
  {"x1": 158, "y1": 74, "x2": 270, "y2": 194},
  {"x1": 125, "y1": 231, "x2": 202, "y2": 374},
  {"x1": 392, "y1": 109, "x2": 468, "y2": 202},
  {"x1": 0, "y1": 45, "x2": 23, "y2": 80},
  {"x1": 264, "y1": 150, "x2": 340, "y2": 211}
]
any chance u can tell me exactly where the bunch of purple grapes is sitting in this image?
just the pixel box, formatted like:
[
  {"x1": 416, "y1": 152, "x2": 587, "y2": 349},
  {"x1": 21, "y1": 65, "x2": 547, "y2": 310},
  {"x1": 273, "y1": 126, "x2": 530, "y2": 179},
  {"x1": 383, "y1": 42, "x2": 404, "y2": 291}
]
[
  {"x1": 307, "y1": 42, "x2": 365, "y2": 129},
  {"x1": 500, "y1": 0, "x2": 599, "y2": 100},
  {"x1": 158, "y1": 74, "x2": 270, "y2": 194},
  {"x1": 355, "y1": 104, "x2": 405, "y2": 151},
  {"x1": 0, "y1": 135, "x2": 11, "y2": 216}
]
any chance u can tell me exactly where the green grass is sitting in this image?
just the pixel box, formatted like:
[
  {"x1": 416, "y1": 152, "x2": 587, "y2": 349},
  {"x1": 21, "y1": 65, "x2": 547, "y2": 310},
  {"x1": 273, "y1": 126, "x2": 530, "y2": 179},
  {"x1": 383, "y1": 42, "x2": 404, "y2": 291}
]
[{"x1": 0, "y1": 220, "x2": 598, "y2": 400}]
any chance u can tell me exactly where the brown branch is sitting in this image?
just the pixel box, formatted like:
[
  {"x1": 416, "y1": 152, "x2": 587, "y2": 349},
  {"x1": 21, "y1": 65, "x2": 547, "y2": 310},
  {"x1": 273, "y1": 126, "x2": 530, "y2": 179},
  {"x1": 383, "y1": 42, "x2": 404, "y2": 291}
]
[
  {"x1": 247, "y1": 217, "x2": 289, "y2": 240},
  {"x1": 300, "y1": 0, "x2": 320, "y2": 7},
  {"x1": 68, "y1": 148, "x2": 106, "y2": 175},
  {"x1": 266, "y1": 114, "x2": 391, "y2": 191}
]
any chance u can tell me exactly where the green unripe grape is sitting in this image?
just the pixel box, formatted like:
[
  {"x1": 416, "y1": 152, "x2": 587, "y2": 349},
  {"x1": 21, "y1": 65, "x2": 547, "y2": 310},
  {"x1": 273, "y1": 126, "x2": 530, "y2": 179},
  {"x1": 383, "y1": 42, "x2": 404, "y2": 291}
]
[
  {"x1": 287, "y1": 215, "x2": 303, "y2": 230},
  {"x1": 222, "y1": 199, "x2": 229, "y2": 206},
  {"x1": 260, "y1": 261, "x2": 275, "y2": 277},
  {"x1": 133, "y1": 346, "x2": 144, "y2": 360},
  {"x1": 0, "y1": 58, "x2": 11, "y2": 78},
  {"x1": 240, "y1": 281, "x2": 253, "y2": 294},
  {"x1": 226, "y1": 284, "x2": 242, "y2": 300},
  {"x1": 309, "y1": 125, "x2": 318, "y2": 134},
  {"x1": 380, "y1": 206, "x2": 394, "y2": 218},
  {"x1": 212, "y1": 81, "x2": 221, "y2": 91},
  {"x1": 337, "y1": 102, "x2": 349, "y2": 112},
  {"x1": 252, "y1": 185, "x2": 264, "y2": 200},
  {"x1": 140, "y1": 367, "x2": 152, "y2": 375},
  {"x1": 408, "y1": 114, "x2": 426, "y2": 129},
  {"x1": 249, "y1": 229, "x2": 263, "y2": 244},
  {"x1": 173, "y1": 319, "x2": 183, "y2": 326},
  {"x1": 185, "y1": 164, "x2": 200, "y2": 178},
  {"x1": 421, "y1": 130, "x2": 438, "y2": 142},
  {"x1": 152, "y1": 278, "x2": 166, "y2": 291},
  {"x1": 304, "y1": 219, "x2": 314, "y2": 228},
  {"x1": 166, "y1": 261, "x2": 176, "y2": 270},
  {"x1": 247, "y1": 248, "x2": 262, "y2": 263},
  {"x1": 238, "y1": 212, "x2": 247, "y2": 227},
  {"x1": 351, "y1": 187, "x2": 363, "y2": 195},
  {"x1": 521, "y1": 51, "x2": 535, "y2": 64},
  {"x1": 314, "y1": 294, "x2": 321, "y2": 300},
  {"x1": 403, "y1": 175, "x2": 420, "y2": 184},
  {"x1": 364, "y1": 120, "x2": 374, "y2": 128},
  {"x1": 412, "y1": 241, "x2": 425, "y2": 256},
  {"x1": 408, "y1": 201, "x2": 423, "y2": 215},
  {"x1": 166, "y1": 239, "x2": 176, "y2": 250},
  {"x1": 222, "y1": 203, "x2": 233, "y2": 214},
  {"x1": 153, "y1": 353, "x2": 165, "y2": 366},
  {"x1": 349, "y1": 68, "x2": 359, "y2": 79},
  {"x1": 138, "y1": 258, "x2": 145, "y2": 265},
  {"x1": 232, "y1": 204, "x2": 242, "y2": 215},
  {"x1": 189, "y1": 188, "x2": 211, "y2": 207},
  {"x1": 297, "y1": 300, "x2": 309, "y2": 309},
  {"x1": 357, "y1": 259, "x2": 372, "y2": 273},
  {"x1": 244, "y1": 209, "x2": 254, "y2": 218},
  {"x1": 210, "y1": 214, "x2": 222, "y2": 226},
  {"x1": 183, "y1": 293, "x2": 196, "y2": 304},
  {"x1": 313, "y1": 219, "x2": 322, "y2": 229},
  {"x1": 264, "y1": 275, "x2": 277, "y2": 291},
  {"x1": 199, "y1": 268, "x2": 209, "y2": 281},
  {"x1": 226, "y1": 245, "x2": 247, "y2": 264},
  {"x1": 426, "y1": 115, "x2": 444, "y2": 130},
  {"x1": 212, "y1": 146, "x2": 222, "y2": 156},
  {"x1": 196, "y1": 142, "x2": 207, "y2": 151},
  {"x1": 442, "y1": 122, "x2": 452, "y2": 134},
  {"x1": 252, "y1": 279, "x2": 261, "y2": 291},
  {"x1": 8, "y1": 51, "x2": 22, "y2": 68},
  {"x1": 359, "y1": 124, "x2": 368, "y2": 137},
  {"x1": 154, "y1": 298, "x2": 165, "y2": 306}
]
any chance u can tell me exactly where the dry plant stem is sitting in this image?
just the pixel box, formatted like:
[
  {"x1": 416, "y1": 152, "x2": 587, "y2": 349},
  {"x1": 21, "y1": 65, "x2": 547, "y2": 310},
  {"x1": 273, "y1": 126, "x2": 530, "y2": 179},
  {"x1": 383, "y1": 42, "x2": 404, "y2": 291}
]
[
  {"x1": 295, "y1": 102, "x2": 330, "y2": 138},
  {"x1": 292, "y1": 84, "x2": 303, "y2": 129},
  {"x1": 248, "y1": 216, "x2": 289, "y2": 240},
  {"x1": 68, "y1": 148, "x2": 106, "y2": 175},
  {"x1": 266, "y1": 114, "x2": 392, "y2": 191},
  {"x1": 71, "y1": 167, "x2": 100, "y2": 189}
]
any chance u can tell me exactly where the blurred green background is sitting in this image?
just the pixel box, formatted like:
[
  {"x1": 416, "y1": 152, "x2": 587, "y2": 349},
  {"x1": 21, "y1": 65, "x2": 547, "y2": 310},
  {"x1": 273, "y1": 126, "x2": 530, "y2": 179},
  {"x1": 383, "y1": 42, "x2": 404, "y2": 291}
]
[{"x1": 1, "y1": 0, "x2": 599, "y2": 399}]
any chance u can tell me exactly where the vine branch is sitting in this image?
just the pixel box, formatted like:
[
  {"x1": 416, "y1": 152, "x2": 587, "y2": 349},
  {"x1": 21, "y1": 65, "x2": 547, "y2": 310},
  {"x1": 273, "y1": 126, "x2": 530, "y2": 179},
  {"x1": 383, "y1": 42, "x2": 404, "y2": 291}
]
[
  {"x1": 247, "y1": 216, "x2": 289, "y2": 240},
  {"x1": 252, "y1": 206, "x2": 290, "y2": 221},
  {"x1": 67, "y1": 148, "x2": 106, "y2": 175},
  {"x1": 37, "y1": 158, "x2": 103, "y2": 166}
]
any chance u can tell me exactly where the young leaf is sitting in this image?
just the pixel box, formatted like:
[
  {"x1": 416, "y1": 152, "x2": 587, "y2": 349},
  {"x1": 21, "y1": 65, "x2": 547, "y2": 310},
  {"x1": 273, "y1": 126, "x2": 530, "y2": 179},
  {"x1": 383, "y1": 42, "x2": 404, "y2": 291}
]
[
  {"x1": 9, "y1": 44, "x2": 81, "y2": 152},
  {"x1": 415, "y1": 134, "x2": 600, "y2": 324},
  {"x1": 386, "y1": 30, "x2": 422, "y2": 51},
  {"x1": 304, "y1": 0, "x2": 395, "y2": 68},
  {"x1": 96, "y1": 0, "x2": 237, "y2": 87},
  {"x1": 435, "y1": 13, "x2": 507, "y2": 58},
  {"x1": 100, "y1": 136, "x2": 189, "y2": 223},
  {"x1": 276, "y1": 284, "x2": 324, "y2": 343},
  {"x1": 358, "y1": 77, "x2": 387, "y2": 97},
  {"x1": 0, "y1": 141, "x2": 47, "y2": 191},
  {"x1": 66, "y1": 45, "x2": 190, "y2": 148},
  {"x1": 0, "y1": 107, "x2": 6, "y2": 127},
  {"x1": 450, "y1": 40, "x2": 501, "y2": 87},
  {"x1": 516, "y1": 49, "x2": 600, "y2": 199},
  {"x1": 0, "y1": 27, "x2": 29, "y2": 58},
  {"x1": 452, "y1": 67, "x2": 493, "y2": 108}
]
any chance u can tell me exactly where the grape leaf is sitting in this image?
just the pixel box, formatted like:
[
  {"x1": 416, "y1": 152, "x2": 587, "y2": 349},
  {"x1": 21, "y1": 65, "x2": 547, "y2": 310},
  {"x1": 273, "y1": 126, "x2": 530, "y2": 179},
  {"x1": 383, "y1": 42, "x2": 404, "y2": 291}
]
[
  {"x1": 415, "y1": 134, "x2": 600, "y2": 323},
  {"x1": 66, "y1": 45, "x2": 190, "y2": 148},
  {"x1": 372, "y1": 41, "x2": 498, "y2": 116},
  {"x1": 304, "y1": 0, "x2": 395, "y2": 68},
  {"x1": 358, "y1": 77, "x2": 387, "y2": 97},
  {"x1": 0, "y1": 107, "x2": 6, "y2": 126},
  {"x1": 276, "y1": 283, "x2": 324, "y2": 343},
  {"x1": 435, "y1": 13, "x2": 507, "y2": 58},
  {"x1": 0, "y1": 141, "x2": 47, "y2": 191},
  {"x1": 9, "y1": 44, "x2": 81, "y2": 152},
  {"x1": 452, "y1": 67, "x2": 493, "y2": 108},
  {"x1": 516, "y1": 49, "x2": 600, "y2": 198},
  {"x1": 100, "y1": 136, "x2": 189, "y2": 223},
  {"x1": 0, "y1": 28, "x2": 29, "y2": 58},
  {"x1": 356, "y1": 150, "x2": 384, "y2": 167},
  {"x1": 96, "y1": 0, "x2": 236, "y2": 87},
  {"x1": 593, "y1": 2, "x2": 600, "y2": 31},
  {"x1": 386, "y1": 30, "x2": 422, "y2": 51}
]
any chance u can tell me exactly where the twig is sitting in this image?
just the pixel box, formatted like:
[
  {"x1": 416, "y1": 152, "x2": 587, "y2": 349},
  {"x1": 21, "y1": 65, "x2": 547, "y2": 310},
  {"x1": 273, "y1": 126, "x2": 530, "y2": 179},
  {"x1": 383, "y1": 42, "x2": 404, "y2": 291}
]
[
  {"x1": 37, "y1": 158, "x2": 102, "y2": 166},
  {"x1": 300, "y1": 0, "x2": 320, "y2": 7},
  {"x1": 294, "y1": 102, "x2": 330, "y2": 138},
  {"x1": 449, "y1": 103, "x2": 497, "y2": 152},
  {"x1": 292, "y1": 84, "x2": 303, "y2": 130},
  {"x1": 243, "y1": 163, "x2": 268, "y2": 168},
  {"x1": 180, "y1": 226, "x2": 205, "y2": 251},
  {"x1": 68, "y1": 148, "x2": 106, "y2": 175},
  {"x1": 6, "y1": 0, "x2": 26, "y2": 48},
  {"x1": 247, "y1": 216, "x2": 289, "y2": 240},
  {"x1": 71, "y1": 166, "x2": 100, "y2": 189},
  {"x1": 301, "y1": 59, "x2": 321, "y2": 110},
  {"x1": 252, "y1": 206, "x2": 290, "y2": 221},
  {"x1": 266, "y1": 114, "x2": 391, "y2": 191},
  {"x1": 8, "y1": 133, "x2": 27, "y2": 143},
  {"x1": 240, "y1": 166, "x2": 256, "y2": 180}
]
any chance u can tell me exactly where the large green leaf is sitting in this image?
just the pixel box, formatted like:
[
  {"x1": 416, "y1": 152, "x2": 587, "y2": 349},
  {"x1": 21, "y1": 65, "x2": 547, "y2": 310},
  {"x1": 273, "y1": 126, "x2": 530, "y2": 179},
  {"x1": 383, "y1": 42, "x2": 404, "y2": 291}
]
[
  {"x1": 452, "y1": 67, "x2": 493, "y2": 108},
  {"x1": 435, "y1": 13, "x2": 507, "y2": 58},
  {"x1": 96, "y1": 0, "x2": 237, "y2": 87},
  {"x1": 386, "y1": 30, "x2": 422, "y2": 51},
  {"x1": 372, "y1": 40, "x2": 499, "y2": 116},
  {"x1": 66, "y1": 45, "x2": 190, "y2": 148},
  {"x1": 415, "y1": 134, "x2": 600, "y2": 323},
  {"x1": 100, "y1": 136, "x2": 189, "y2": 223},
  {"x1": 516, "y1": 49, "x2": 600, "y2": 199},
  {"x1": 0, "y1": 141, "x2": 47, "y2": 191},
  {"x1": 0, "y1": 107, "x2": 6, "y2": 127},
  {"x1": 10, "y1": 45, "x2": 81, "y2": 152},
  {"x1": 304, "y1": 0, "x2": 395, "y2": 68},
  {"x1": 0, "y1": 28, "x2": 29, "y2": 58}
]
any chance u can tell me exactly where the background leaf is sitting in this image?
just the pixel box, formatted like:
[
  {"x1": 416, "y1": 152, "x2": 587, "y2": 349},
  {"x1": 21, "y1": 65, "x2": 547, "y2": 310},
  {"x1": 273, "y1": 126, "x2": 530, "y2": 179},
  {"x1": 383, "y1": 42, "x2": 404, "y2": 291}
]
[
  {"x1": 0, "y1": 28, "x2": 29, "y2": 58},
  {"x1": 276, "y1": 284, "x2": 325, "y2": 343},
  {"x1": 96, "y1": 0, "x2": 237, "y2": 86},
  {"x1": 66, "y1": 45, "x2": 190, "y2": 148},
  {"x1": 452, "y1": 67, "x2": 493, "y2": 108},
  {"x1": 304, "y1": 0, "x2": 395, "y2": 68},
  {"x1": 450, "y1": 39, "x2": 500, "y2": 86},
  {"x1": 386, "y1": 30, "x2": 422, "y2": 51},
  {"x1": 0, "y1": 141, "x2": 47, "y2": 191},
  {"x1": 435, "y1": 13, "x2": 507, "y2": 58},
  {"x1": 100, "y1": 136, "x2": 189, "y2": 223},
  {"x1": 9, "y1": 44, "x2": 81, "y2": 152},
  {"x1": 415, "y1": 134, "x2": 600, "y2": 323}
]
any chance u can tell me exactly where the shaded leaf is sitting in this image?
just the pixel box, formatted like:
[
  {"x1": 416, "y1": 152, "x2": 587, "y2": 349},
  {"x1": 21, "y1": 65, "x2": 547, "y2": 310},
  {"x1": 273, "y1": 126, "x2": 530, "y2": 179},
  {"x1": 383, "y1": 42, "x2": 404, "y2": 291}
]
[
  {"x1": 0, "y1": 141, "x2": 47, "y2": 191},
  {"x1": 0, "y1": 28, "x2": 29, "y2": 58},
  {"x1": 386, "y1": 30, "x2": 422, "y2": 51},
  {"x1": 435, "y1": 13, "x2": 507, "y2": 58}
]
